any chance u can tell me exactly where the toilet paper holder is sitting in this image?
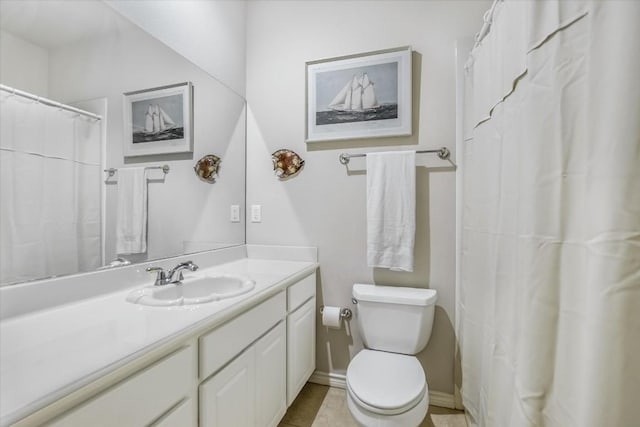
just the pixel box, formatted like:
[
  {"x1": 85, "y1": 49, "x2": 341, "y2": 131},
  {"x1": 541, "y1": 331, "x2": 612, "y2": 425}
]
[{"x1": 320, "y1": 306, "x2": 352, "y2": 320}]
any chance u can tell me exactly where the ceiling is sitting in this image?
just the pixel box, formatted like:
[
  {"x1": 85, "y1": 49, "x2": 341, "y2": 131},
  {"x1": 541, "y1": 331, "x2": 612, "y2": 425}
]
[{"x1": 0, "y1": 0, "x2": 135, "y2": 49}]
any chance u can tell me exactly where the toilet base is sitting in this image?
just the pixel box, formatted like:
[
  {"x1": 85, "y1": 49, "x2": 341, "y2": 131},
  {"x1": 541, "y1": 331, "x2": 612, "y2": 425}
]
[{"x1": 346, "y1": 385, "x2": 429, "y2": 427}]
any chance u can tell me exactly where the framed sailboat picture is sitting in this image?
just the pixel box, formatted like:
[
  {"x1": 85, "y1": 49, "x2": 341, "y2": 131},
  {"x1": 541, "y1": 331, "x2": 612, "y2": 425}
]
[
  {"x1": 123, "y1": 82, "x2": 193, "y2": 157},
  {"x1": 306, "y1": 46, "x2": 412, "y2": 142}
]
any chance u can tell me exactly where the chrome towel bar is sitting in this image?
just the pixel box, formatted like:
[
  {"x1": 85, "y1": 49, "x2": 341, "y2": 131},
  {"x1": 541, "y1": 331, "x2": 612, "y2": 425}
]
[
  {"x1": 339, "y1": 147, "x2": 450, "y2": 165},
  {"x1": 104, "y1": 165, "x2": 170, "y2": 177}
]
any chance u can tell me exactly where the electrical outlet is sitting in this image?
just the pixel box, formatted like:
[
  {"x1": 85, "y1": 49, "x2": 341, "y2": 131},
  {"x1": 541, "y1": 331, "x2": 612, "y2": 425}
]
[
  {"x1": 230, "y1": 205, "x2": 240, "y2": 222},
  {"x1": 251, "y1": 204, "x2": 262, "y2": 223}
]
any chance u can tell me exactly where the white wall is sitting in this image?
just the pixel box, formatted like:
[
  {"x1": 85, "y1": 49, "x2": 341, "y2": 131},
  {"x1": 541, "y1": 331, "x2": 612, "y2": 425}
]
[
  {"x1": 245, "y1": 0, "x2": 489, "y2": 395},
  {"x1": 106, "y1": 0, "x2": 247, "y2": 97},
  {"x1": 0, "y1": 30, "x2": 49, "y2": 96},
  {"x1": 48, "y1": 25, "x2": 246, "y2": 264}
]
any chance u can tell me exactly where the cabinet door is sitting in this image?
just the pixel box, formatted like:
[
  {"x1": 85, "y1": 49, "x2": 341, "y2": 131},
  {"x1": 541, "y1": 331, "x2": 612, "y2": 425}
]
[
  {"x1": 287, "y1": 297, "x2": 316, "y2": 406},
  {"x1": 199, "y1": 346, "x2": 256, "y2": 427},
  {"x1": 255, "y1": 321, "x2": 287, "y2": 427}
]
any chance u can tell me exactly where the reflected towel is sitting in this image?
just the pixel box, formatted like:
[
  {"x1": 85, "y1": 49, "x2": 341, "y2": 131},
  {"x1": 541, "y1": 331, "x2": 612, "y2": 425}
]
[
  {"x1": 366, "y1": 151, "x2": 416, "y2": 272},
  {"x1": 116, "y1": 168, "x2": 148, "y2": 254}
]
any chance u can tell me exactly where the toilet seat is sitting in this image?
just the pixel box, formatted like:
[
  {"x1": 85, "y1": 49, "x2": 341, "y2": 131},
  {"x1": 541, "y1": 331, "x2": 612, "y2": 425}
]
[{"x1": 346, "y1": 350, "x2": 426, "y2": 415}]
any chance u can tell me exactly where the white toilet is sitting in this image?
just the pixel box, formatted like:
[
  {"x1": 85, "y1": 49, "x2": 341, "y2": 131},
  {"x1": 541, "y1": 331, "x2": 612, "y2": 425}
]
[{"x1": 346, "y1": 284, "x2": 438, "y2": 427}]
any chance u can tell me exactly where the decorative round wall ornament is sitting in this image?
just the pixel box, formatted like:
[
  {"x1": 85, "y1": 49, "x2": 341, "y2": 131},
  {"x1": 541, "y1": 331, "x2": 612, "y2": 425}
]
[
  {"x1": 271, "y1": 149, "x2": 305, "y2": 179},
  {"x1": 194, "y1": 154, "x2": 221, "y2": 183}
]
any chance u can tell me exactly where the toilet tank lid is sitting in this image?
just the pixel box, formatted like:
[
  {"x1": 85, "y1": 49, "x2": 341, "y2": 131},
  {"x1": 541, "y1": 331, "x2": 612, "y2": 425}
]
[{"x1": 353, "y1": 284, "x2": 437, "y2": 306}]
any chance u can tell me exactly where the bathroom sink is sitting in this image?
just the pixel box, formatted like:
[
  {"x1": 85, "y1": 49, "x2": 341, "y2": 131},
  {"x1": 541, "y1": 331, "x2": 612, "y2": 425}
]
[{"x1": 126, "y1": 274, "x2": 256, "y2": 306}]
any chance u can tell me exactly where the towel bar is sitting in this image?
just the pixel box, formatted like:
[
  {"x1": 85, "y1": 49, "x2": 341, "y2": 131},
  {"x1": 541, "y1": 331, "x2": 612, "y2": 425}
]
[
  {"x1": 339, "y1": 147, "x2": 450, "y2": 165},
  {"x1": 104, "y1": 165, "x2": 170, "y2": 177}
]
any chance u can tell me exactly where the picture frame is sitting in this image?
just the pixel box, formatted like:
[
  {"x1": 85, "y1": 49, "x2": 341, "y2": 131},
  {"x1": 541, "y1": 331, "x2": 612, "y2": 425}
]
[
  {"x1": 123, "y1": 82, "x2": 193, "y2": 157},
  {"x1": 306, "y1": 46, "x2": 412, "y2": 142}
]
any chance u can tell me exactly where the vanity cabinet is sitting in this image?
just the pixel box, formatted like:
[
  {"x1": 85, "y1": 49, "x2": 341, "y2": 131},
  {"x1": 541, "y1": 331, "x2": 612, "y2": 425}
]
[
  {"x1": 198, "y1": 291, "x2": 287, "y2": 427},
  {"x1": 23, "y1": 270, "x2": 317, "y2": 427},
  {"x1": 199, "y1": 321, "x2": 286, "y2": 427},
  {"x1": 199, "y1": 272, "x2": 317, "y2": 424},
  {"x1": 286, "y1": 273, "x2": 317, "y2": 406},
  {"x1": 47, "y1": 345, "x2": 196, "y2": 427}
]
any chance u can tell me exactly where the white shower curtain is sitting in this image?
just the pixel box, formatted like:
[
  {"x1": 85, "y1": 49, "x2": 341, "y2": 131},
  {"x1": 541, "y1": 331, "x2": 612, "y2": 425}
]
[
  {"x1": 0, "y1": 91, "x2": 102, "y2": 284},
  {"x1": 460, "y1": 1, "x2": 640, "y2": 426}
]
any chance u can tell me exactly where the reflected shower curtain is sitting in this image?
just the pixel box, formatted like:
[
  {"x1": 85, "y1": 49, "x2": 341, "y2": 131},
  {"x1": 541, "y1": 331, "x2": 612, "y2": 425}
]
[
  {"x1": 460, "y1": 1, "x2": 640, "y2": 426},
  {"x1": 0, "y1": 91, "x2": 102, "y2": 284}
]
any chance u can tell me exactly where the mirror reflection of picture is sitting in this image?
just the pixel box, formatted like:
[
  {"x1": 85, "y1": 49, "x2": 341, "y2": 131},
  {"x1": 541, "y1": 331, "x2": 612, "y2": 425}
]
[
  {"x1": 131, "y1": 94, "x2": 184, "y2": 144},
  {"x1": 123, "y1": 82, "x2": 194, "y2": 157}
]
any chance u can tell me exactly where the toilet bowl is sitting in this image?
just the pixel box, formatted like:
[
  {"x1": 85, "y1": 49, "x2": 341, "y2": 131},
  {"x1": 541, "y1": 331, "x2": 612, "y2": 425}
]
[
  {"x1": 346, "y1": 284, "x2": 437, "y2": 427},
  {"x1": 346, "y1": 350, "x2": 428, "y2": 426}
]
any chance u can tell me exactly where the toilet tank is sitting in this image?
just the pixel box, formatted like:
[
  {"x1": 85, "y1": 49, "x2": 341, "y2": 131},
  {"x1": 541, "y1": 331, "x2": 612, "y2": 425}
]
[{"x1": 353, "y1": 284, "x2": 437, "y2": 355}]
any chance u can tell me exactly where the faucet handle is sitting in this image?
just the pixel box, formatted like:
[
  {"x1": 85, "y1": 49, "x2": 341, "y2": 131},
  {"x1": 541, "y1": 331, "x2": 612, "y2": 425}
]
[
  {"x1": 177, "y1": 261, "x2": 199, "y2": 271},
  {"x1": 166, "y1": 261, "x2": 199, "y2": 284},
  {"x1": 146, "y1": 266, "x2": 167, "y2": 286}
]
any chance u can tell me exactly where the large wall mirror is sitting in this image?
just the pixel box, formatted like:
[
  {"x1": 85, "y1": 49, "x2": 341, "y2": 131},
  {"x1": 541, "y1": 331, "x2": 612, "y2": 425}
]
[{"x1": 0, "y1": 0, "x2": 246, "y2": 286}]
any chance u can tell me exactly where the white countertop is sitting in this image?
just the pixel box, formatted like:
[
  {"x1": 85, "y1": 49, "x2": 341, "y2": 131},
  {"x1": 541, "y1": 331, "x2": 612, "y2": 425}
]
[{"x1": 0, "y1": 257, "x2": 317, "y2": 426}]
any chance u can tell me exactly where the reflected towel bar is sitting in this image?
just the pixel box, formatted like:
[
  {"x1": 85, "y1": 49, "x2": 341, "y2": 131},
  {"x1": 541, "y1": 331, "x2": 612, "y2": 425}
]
[
  {"x1": 338, "y1": 147, "x2": 450, "y2": 165},
  {"x1": 104, "y1": 165, "x2": 170, "y2": 177}
]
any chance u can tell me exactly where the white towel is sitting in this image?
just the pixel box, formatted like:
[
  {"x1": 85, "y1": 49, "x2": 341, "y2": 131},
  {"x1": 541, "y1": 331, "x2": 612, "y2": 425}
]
[
  {"x1": 115, "y1": 168, "x2": 148, "y2": 254},
  {"x1": 366, "y1": 151, "x2": 416, "y2": 272}
]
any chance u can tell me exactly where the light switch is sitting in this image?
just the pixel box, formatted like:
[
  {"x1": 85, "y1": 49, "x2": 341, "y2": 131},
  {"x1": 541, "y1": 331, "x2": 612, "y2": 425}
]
[
  {"x1": 230, "y1": 205, "x2": 240, "y2": 222},
  {"x1": 251, "y1": 204, "x2": 262, "y2": 223}
]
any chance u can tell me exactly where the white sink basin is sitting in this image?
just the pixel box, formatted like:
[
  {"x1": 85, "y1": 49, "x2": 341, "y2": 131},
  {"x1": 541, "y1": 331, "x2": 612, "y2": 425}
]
[{"x1": 126, "y1": 274, "x2": 256, "y2": 307}]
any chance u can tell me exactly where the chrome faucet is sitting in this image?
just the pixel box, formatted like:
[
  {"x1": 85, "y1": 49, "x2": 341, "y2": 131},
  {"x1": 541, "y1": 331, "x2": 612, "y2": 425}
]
[
  {"x1": 167, "y1": 261, "x2": 199, "y2": 284},
  {"x1": 146, "y1": 266, "x2": 169, "y2": 286},
  {"x1": 146, "y1": 261, "x2": 199, "y2": 286}
]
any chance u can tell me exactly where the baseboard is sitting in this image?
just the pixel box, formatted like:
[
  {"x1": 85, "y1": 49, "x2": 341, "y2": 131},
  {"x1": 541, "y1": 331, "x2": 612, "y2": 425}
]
[
  {"x1": 428, "y1": 390, "x2": 456, "y2": 409},
  {"x1": 309, "y1": 371, "x2": 347, "y2": 389},
  {"x1": 308, "y1": 371, "x2": 456, "y2": 409},
  {"x1": 454, "y1": 384, "x2": 464, "y2": 410}
]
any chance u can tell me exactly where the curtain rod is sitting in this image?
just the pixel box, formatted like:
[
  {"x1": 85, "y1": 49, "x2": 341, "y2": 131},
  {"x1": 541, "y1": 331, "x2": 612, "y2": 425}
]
[
  {"x1": 0, "y1": 84, "x2": 102, "y2": 121},
  {"x1": 338, "y1": 147, "x2": 450, "y2": 165}
]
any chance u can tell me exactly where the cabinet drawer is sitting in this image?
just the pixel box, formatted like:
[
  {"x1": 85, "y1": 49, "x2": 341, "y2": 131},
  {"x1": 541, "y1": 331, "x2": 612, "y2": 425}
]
[
  {"x1": 287, "y1": 273, "x2": 316, "y2": 312},
  {"x1": 152, "y1": 398, "x2": 196, "y2": 427},
  {"x1": 48, "y1": 345, "x2": 195, "y2": 427},
  {"x1": 199, "y1": 291, "x2": 286, "y2": 380}
]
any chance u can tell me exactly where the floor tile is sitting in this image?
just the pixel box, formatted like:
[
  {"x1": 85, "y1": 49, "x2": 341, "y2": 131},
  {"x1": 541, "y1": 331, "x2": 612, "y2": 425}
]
[
  {"x1": 280, "y1": 383, "x2": 468, "y2": 427},
  {"x1": 310, "y1": 387, "x2": 358, "y2": 427},
  {"x1": 279, "y1": 383, "x2": 329, "y2": 427}
]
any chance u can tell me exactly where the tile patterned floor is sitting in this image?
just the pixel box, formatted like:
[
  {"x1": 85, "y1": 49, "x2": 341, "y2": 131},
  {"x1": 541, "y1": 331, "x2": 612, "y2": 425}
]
[{"x1": 279, "y1": 383, "x2": 467, "y2": 427}]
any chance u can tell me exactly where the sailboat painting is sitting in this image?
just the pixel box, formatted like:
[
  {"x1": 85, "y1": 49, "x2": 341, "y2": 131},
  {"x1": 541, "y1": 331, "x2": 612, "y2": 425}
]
[
  {"x1": 131, "y1": 94, "x2": 184, "y2": 143},
  {"x1": 306, "y1": 47, "x2": 411, "y2": 142},
  {"x1": 315, "y1": 62, "x2": 398, "y2": 126},
  {"x1": 123, "y1": 82, "x2": 193, "y2": 157}
]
